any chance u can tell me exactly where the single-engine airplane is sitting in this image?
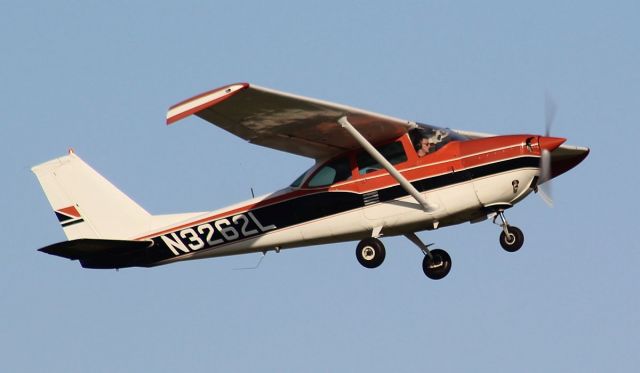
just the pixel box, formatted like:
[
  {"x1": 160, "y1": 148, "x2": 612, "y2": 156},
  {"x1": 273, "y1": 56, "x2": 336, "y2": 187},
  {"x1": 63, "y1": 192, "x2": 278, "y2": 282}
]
[{"x1": 33, "y1": 83, "x2": 589, "y2": 279}]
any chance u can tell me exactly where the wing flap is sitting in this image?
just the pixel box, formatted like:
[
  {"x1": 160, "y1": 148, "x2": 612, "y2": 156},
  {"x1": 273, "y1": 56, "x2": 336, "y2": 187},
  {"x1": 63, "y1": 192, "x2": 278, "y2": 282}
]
[{"x1": 167, "y1": 83, "x2": 415, "y2": 160}]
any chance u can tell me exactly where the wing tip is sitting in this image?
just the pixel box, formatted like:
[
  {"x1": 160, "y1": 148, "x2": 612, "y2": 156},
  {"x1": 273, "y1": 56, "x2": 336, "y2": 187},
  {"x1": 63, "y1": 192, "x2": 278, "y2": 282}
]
[{"x1": 166, "y1": 82, "x2": 250, "y2": 125}]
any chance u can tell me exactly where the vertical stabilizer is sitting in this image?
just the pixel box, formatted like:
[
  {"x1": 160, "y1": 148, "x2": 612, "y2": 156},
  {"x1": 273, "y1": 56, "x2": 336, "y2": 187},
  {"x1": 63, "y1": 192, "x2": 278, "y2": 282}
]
[{"x1": 32, "y1": 152, "x2": 152, "y2": 240}]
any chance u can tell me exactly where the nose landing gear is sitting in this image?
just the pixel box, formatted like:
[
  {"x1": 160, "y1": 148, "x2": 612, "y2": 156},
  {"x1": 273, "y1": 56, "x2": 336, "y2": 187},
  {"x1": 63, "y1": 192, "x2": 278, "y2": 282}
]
[{"x1": 495, "y1": 210, "x2": 524, "y2": 252}]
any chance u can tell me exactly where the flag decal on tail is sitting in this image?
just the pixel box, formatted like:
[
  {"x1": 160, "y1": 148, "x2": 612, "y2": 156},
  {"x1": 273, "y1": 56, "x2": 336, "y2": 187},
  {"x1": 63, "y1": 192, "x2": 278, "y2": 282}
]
[{"x1": 55, "y1": 206, "x2": 84, "y2": 227}]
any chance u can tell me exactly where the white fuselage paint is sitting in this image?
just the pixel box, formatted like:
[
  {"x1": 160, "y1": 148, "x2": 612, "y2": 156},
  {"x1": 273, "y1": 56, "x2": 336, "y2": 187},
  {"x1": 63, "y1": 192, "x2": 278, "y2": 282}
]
[{"x1": 155, "y1": 168, "x2": 538, "y2": 266}]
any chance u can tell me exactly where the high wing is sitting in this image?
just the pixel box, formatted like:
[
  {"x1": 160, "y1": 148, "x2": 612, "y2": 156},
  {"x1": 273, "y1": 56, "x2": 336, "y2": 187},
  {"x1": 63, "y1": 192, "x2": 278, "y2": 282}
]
[
  {"x1": 167, "y1": 83, "x2": 416, "y2": 160},
  {"x1": 450, "y1": 129, "x2": 497, "y2": 139}
]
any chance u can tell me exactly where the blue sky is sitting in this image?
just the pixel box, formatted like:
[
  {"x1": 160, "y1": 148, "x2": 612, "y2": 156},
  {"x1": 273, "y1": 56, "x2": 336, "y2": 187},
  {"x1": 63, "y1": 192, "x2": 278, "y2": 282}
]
[{"x1": 1, "y1": 1, "x2": 638, "y2": 372}]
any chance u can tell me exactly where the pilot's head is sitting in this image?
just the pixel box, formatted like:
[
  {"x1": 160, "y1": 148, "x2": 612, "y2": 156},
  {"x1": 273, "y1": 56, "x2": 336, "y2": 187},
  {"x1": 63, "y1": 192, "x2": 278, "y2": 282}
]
[{"x1": 418, "y1": 138, "x2": 433, "y2": 156}]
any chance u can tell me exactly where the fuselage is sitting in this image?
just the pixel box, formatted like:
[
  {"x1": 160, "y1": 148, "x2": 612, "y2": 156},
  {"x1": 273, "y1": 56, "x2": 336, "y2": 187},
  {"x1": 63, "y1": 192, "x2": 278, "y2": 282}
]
[{"x1": 135, "y1": 132, "x2": 560, "y2": 267}]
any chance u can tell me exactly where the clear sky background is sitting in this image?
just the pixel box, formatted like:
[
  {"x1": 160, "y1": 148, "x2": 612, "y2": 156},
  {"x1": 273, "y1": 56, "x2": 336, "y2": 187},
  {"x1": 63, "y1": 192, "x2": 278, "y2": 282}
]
[{"x1": 1, "y1": 1, "x2": 638, "y2": 372}]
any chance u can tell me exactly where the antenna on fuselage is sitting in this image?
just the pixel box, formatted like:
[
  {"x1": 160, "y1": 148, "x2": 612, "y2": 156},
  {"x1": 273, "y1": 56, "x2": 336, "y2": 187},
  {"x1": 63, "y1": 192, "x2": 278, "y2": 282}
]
[
  {"x1": 250, "y1": 187, "x2": 255, "y2": 198},
  {"x1": 233, "y1": 252, "x2": 266, "y2": 270}
]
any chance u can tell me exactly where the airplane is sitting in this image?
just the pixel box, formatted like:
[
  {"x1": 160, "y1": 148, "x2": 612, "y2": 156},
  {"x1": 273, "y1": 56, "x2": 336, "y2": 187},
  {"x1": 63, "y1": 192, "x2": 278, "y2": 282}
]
[{"x1": 32, "y1": 83, "x2": 589, "y2": 280}]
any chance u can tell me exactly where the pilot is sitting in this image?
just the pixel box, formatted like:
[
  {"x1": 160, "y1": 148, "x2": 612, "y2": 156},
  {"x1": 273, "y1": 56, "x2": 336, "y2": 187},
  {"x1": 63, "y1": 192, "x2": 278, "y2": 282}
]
[{"x1": 417, "y1": 137, "x2": 433, "y2": 157}]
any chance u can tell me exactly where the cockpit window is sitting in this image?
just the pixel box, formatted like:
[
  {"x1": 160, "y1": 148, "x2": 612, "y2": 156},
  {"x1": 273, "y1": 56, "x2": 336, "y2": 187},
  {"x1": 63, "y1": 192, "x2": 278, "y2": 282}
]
[
  {"x1": 409, "y1": 123, "x2": 467, "y2": 157},
  {"x1": 356, "y1": 141, "x2": 407, "y2": 174},
  {"x1": 289, "y1": 170, "x2": 309, "y2": 188},
  {"x1": 307, "y1": 157, "x2": 352, "y2": 187}
]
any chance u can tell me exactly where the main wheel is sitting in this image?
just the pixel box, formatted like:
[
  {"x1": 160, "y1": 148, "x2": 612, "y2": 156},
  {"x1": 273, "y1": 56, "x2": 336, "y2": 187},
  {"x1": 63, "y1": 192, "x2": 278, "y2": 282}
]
[
  {"x1": 422, "y1": 249, "x2": 452, "y2": 280},
  {"x1": 356, "y1": 238, "x2": 386, "y2": 268},
  {"x1": 499, "y1": 225, "x2": 524, "y2": 252}
]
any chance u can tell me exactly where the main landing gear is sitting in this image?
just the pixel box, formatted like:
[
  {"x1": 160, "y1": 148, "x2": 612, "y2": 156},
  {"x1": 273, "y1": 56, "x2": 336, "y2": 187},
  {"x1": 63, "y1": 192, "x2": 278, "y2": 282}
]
[
  {"x1": 405, "y1": 232, "x2": 452, "y2": 280},
  {"x1": 494, "y1": 210, "x2": 525, "y2": 252},
  {"x1": 354, "y1": 210, "x2": 524, "y2": 280},
  {"x1": 355, "y1": 237, "x2": 386, "y2": 268},
  {"x1": 354, "y1": 233, "x2": 452, "y2": 280}
]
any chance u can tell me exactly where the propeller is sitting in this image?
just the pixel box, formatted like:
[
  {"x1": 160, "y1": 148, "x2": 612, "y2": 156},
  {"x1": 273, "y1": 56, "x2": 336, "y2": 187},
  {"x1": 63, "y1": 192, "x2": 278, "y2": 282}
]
[
  {"x1": 538, "y1": 147, "x2": 553, "y2": 206},
  {"x1": 544, "y1": 92, "x2": 557, "y2": 137},
  {"x1": 538, "y1": 92, "x2": 556, "y2": 207}
]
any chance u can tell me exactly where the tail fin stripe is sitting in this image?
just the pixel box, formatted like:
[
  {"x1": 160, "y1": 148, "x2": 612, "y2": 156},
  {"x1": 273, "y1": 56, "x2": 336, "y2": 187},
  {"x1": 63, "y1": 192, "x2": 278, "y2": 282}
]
[
  {"x1": 61, "y1": 218, "x2": 85, "y2": 227},
  {"x1": 55, "y1": 206, "x2": 82, "y2": 223},
  {"x1": 57, "y1": 206, "x2": 81, "y2": 218},
  {"x1": 55, "y1": 211, "x2": 74, "y2": 223}
]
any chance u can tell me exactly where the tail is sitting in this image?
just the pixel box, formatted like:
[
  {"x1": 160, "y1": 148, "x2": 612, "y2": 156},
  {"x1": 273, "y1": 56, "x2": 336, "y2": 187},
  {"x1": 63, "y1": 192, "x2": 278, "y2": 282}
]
[{"x1": 32, "y1": 150, "x2": 202, "y2": 241}]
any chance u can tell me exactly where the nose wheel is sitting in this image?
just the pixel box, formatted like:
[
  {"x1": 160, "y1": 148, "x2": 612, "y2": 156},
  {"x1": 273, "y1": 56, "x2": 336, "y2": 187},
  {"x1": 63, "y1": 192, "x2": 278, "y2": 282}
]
[
  {"x1": 499, "y1": 226, "x2": 524, "y2": 252},
  {"x1": 495, "y1": 210, "x2": 525, "y2": 252}
]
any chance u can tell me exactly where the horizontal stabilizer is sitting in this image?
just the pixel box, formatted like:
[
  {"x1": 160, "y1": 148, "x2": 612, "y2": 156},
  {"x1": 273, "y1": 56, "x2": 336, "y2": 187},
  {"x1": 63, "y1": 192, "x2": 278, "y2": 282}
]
[{"x1": 39, "y1": 239, "x2": 154, "y2": 269}]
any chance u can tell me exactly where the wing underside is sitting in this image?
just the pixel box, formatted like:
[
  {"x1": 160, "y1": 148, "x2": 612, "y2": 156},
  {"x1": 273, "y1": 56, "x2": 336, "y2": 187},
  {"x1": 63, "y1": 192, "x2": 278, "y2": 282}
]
[
  {"x1": 167, "y1": 83, "x2": 589, "y2": 173},
  {"x1": 167, "y1": 83, "x2": 415, "y2": 160}
]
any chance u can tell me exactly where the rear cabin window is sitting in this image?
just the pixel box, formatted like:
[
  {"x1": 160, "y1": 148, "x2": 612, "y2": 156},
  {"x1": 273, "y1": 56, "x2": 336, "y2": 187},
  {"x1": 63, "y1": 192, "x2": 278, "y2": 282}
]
[
  {"x1": 290, "y1": 170, "x2": 309, "y2": 188},
  {"x1": 356, "y1": 141, "x2": 407, "y2": 175},
  {"x1": 307, "y1": 157, "x2": 352, "y2": 187}
]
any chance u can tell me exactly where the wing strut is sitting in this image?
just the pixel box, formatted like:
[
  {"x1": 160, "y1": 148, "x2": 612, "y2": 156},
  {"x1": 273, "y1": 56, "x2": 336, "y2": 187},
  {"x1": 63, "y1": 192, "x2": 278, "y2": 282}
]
[{"x1": 338, "y1": 116, "x2": 436, "y2": 212}]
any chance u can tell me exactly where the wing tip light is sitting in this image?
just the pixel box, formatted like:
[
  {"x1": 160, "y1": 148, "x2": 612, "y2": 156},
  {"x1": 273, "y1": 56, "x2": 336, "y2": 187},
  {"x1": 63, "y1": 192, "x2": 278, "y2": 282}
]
[{"x1": 166, "y1": 82, "x2": 250, "y2": 125}]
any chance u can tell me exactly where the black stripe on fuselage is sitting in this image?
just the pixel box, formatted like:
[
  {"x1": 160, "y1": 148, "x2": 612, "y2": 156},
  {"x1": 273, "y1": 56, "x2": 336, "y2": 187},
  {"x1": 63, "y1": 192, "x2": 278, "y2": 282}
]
[
  {"x1": 377, "y1": 155, "x2": 539, "y2": 202},
  {"x1": 133, "y1": 156, "x2": 538, "y2": 267}
]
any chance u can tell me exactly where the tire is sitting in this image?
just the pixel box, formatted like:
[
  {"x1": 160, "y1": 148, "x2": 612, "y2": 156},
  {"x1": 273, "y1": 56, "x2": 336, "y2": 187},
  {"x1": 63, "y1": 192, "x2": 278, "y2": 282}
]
[
  {"x1": 356, "y1": 238, "x2": 386, "y2": 268},
  {"x1": 499, "y1": 225, "x2": 524, "y2": 252},
  {"x1": 422, "y1": 249, "x2": 452, "y2": 280}
]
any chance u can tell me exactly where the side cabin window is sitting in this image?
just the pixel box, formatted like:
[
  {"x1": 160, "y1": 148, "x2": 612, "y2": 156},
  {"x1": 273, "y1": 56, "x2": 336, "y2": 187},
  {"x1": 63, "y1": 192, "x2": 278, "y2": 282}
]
[
  {"x1": 356, "y1": 141, "x2": 407, "y2": 175},
  {"x1": 307, "y1": 157, "x2": 352, "y2": 187},
  {"x1": 289, "y1": 170, "x2": 309, "y2": 188}
]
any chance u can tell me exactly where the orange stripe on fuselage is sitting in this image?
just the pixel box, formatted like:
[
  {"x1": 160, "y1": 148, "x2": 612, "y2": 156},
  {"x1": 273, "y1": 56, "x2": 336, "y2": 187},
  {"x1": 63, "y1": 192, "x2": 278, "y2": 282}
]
[{"x1": 135, "y1": 134, "x2": 540, "y2": 240}]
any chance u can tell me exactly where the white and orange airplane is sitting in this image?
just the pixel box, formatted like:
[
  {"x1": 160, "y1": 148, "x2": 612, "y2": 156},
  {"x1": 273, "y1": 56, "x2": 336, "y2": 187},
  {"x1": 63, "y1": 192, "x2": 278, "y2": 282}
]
[{"x1": 33, "y1": 83, "x2": 589, "y2": 279}]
